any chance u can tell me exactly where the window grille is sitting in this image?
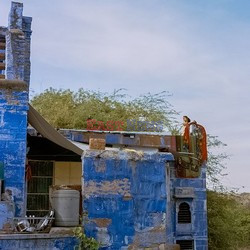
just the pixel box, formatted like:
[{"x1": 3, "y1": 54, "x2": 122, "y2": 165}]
[
  {"x1": 176, "y1": 240, "x2": 194, "y2": 250},
  {"x1": 178, "y1": 202, "x2": 191, "y2": 223},
  {"x1": 27, "y1": 161, "x2": 53, "y2": 217}
]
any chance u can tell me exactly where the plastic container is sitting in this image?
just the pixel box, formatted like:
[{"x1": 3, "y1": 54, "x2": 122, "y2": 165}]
[{"x1": 51, "y1": 189, "x2": 80, "y2": 227}]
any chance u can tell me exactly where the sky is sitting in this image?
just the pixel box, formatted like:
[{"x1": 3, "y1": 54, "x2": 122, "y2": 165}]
[{"x1": 1, "y1": 0, "x2": 250, "y2": 192}]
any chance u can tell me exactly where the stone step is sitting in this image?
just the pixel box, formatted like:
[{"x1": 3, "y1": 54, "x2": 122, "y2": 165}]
[
  {"x1": 0, "y1": 62, "x2": 5, "y2": 70},
  {"x1": 0, "y1": 74, "x2": 5, "y2": 79},
  {"x1": 0, "y1": 43, "x2": 5, "y2": 50},
  {"x1": 0, "y1": 53, "x2": 5, "y2": 60}
]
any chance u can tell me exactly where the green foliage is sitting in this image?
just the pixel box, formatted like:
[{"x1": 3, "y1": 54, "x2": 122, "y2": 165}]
[
  {"x1": 206, "y1": 135, "x2": 229, "y2": 191},
  {"x1": 207, "y1": 191, "x2": 250, "y2": 250},
  {"x1": 31, "y1": 88, "x2": 178, "y2": 131},
  {"x1": 74, "y1": 227, "x2": 99, "y2": 250}
]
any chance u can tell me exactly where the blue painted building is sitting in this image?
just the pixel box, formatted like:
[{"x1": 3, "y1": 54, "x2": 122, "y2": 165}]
[
  {"x1": 78, "y1": 133, "x2": 208, "y2": 249},
  {"x1": 0, "y1": 2, "x2": 208, "y2": 250}
]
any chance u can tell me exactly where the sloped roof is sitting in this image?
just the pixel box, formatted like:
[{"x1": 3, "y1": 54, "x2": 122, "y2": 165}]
[{"x1": 28, "y1": 104, "x2": 83, "y2": 156}]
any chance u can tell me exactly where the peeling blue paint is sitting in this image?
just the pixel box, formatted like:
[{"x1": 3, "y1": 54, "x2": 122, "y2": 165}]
[
  {"x1": 0, "y1": 1, "x2": 31, "y2": 219},
  {"x1": 83, "y1": 150, "x2": 208, "y2": 249},
  {"x1": 170, "y1": 166, "x2": 208, "y2": 249},
  {"x1": 83, "y1": 150, "x2": 174, "y2": 249},
  {"x1": 0, "y1": 202, "x2": 15, "y2": 231},
  {"x1": 0, "y1": 236, "x2": 78, "y2": 250},
  {"x1": 0, "y1": 87, "x2": 28, "y2": 217}
]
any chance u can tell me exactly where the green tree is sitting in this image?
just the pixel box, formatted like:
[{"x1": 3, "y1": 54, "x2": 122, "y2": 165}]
[
  {"x1": 31, "y1": 88, "x2": 178, "y2": 130},
  {"x1": 207, "y1": 191, "x2": 250, "y2": 250},
  {"x1": 206, "y1": 135, "x2": 229, "y2": 191}
]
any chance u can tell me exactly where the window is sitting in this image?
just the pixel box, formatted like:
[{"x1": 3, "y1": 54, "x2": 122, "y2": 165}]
[
  {"x1": 176, "y1": 240, "x2": 194, "y2": 250},
  {"x1": 178, "y1": 202, "x2": 191, "y2": 223},
  {"x1": 27, "y1": 161, "x2": 53, "y2": 217}
]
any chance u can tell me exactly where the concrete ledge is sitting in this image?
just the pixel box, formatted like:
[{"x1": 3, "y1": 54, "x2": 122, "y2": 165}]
[
  {"x1": 0, "y1": 80, "x2": 28, "y2": 91},
  {"x1": 0, "y1": 227, "x2": 76, "y2": 239}
]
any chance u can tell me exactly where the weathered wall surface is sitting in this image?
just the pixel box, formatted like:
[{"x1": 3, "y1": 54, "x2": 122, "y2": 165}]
[
  {"x1": 0, "y1": 235, "x2": 78, "y2": 250},
  {"x1": 82, "y1": 149, "x2": 174, "y2": 249},
  {"x1": 6, "y1": 2, "x2": 32, "y2": 85},
  {"x1": 169, "y1": 165, "x2": 208, "y2": 250},
  {"x1": 0, "y1": 1, "x2": 32, "y2": 223},
  {"x1": 0, "y1": 201, "x2": 15, "y2": 232},
  {"x1": 0, "y1": 80, "x2": 28, "y2": 217}
]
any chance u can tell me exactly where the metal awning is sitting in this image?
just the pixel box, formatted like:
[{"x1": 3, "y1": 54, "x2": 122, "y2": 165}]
[{"x1": 28, "y1": 104, "x2": 83, "y2": 156}]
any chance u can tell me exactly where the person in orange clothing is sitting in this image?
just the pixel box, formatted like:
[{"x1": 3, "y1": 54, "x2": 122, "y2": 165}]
[
  {"x1": 182, "y1": 116, "x2": 191, "y2": 151},
  {"x1": 182, "y1": 116, "x2": 208, "y2": 163}
]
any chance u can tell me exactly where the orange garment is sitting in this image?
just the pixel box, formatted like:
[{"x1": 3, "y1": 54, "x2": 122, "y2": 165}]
[
  {"x1": 196, "y1": 123, "x2": 208, "y2": 162},
  {"x1": 183, "y1": 122, "x2": 208, "y2": 163},
  {"x1": 183, "y1": 123, "x2": 190, "y2": 148}
]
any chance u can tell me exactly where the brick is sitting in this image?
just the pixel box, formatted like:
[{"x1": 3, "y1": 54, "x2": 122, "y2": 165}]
[{"x1": 89, "y1": 138, "x2": 106, "y2": 150}]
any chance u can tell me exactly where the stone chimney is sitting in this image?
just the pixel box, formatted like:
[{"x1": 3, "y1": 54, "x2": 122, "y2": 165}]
[{"x1": 5, "y1": 2, "x2": 32, "y2": 85}]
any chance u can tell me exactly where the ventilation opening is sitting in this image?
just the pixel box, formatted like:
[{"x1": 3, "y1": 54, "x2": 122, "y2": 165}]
[
  {"x1": 0, "y1": 35, "x2": 6, "y2": 79},
  {"x1": 176, "y1": 240, "x2": 194, "y2": 250},
  {"x1": 178, "y1": 202, "x2": 191, "y2": 223}
]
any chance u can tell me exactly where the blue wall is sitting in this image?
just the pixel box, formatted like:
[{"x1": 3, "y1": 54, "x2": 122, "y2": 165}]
[
  {"x1": 0, "y1": 1, "x2": 32, "y2": 220},
  {"x1": 82, "y1": 149, "x2": 174, "y2": 249},
  {"x1": 0, "y1": 236, "x2": 78, "y2": 250},
  {"x1": 82, "y1": 149, "x2": 208, "y2": 249},
  {"x1": 167, "y1": 163, "x2": 208, "y2": 249},
  {"x1": 0, "y1": 82, "x2": 28, "y2": 217}
]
